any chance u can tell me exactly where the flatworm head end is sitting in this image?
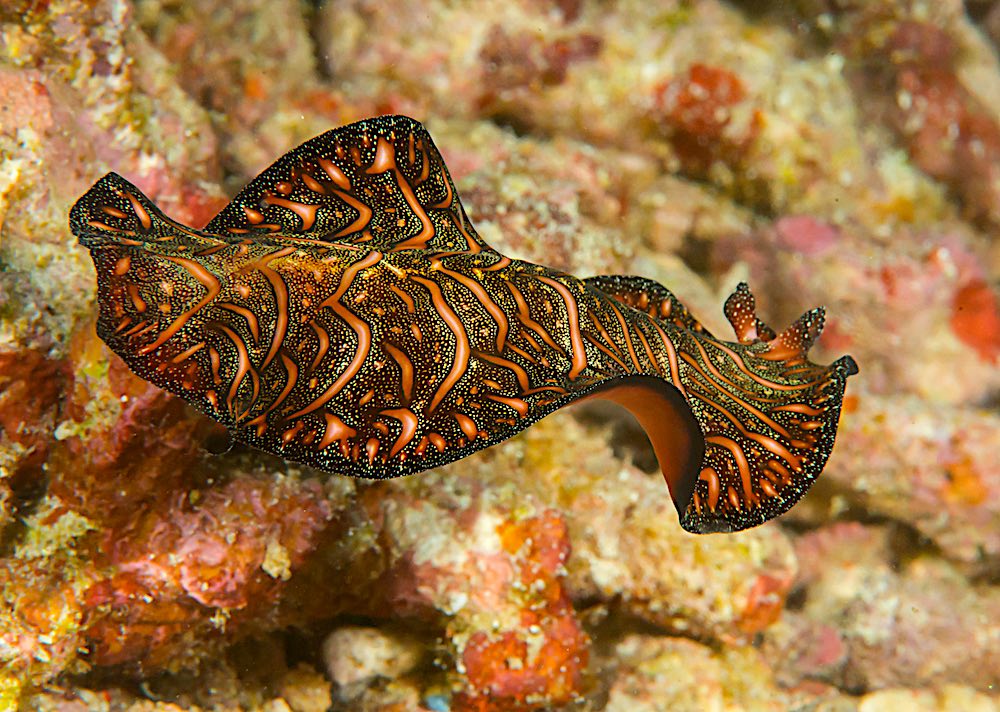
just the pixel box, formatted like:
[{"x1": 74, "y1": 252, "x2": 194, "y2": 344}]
[{"x1": 674, "y1": 283, "x2": 858, "y2": 534}]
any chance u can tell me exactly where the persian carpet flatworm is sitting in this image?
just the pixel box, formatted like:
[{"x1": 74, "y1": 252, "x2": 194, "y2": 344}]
[{"x1": 71, "y1": 115, "x2": 858, "y2": 533}]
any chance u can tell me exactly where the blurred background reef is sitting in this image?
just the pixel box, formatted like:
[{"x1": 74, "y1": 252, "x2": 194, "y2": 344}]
[{"x1": 0, "y1": 0, "x2": 999, "y2": 710}]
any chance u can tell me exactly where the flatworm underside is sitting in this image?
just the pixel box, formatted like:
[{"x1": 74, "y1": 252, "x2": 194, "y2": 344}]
[{"x1": 70, "y1": 115, "x2": 858, "y2": 534}]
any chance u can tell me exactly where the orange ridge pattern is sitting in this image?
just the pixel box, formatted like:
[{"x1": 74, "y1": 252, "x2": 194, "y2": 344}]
[{"x1": 70, "y1": 115, "x2": 858, "y2": 533}]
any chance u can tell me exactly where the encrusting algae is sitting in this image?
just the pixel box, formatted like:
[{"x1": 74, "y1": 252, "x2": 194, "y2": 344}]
[{"x1": 1, "y1": 0, "x2": 999, "y2": 710}]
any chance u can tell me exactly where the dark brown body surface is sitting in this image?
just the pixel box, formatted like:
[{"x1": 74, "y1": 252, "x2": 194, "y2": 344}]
[{"x1": 71, "y1": 115, "x2": 857, "y2": 533}]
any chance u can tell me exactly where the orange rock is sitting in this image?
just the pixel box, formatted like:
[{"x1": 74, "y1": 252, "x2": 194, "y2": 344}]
[
  {"x1": 654, "y1": 63, "x2": 762, "y2": 173},
  {"x1": 739, "y1": 572, "x2": 792, "y2": 635},
  {"x1": 455, "y1": 510, "x2": 587, "y2": 710},
  {"x1": 942, "y1": 458, "x2": 988, "y2": 507},
  {"x1": 951, "y1": 280, "x2": 1000, "y2": 363}
]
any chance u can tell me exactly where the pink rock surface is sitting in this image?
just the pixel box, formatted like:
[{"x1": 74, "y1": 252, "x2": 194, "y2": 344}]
[
  {"x1": 785, "y1": 523, "x2": 1000, "y2": 691},
  {"x1": 1, "y1": 0, "x2": 999, "y2": 709}
]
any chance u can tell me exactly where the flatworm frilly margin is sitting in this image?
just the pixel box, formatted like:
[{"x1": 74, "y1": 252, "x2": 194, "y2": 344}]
[{"x1": 70, "y1": 115, "x2": 858, "y2": 534}]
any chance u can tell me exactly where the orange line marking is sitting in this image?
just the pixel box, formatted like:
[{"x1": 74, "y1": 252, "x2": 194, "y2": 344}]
[
  {"x1": 412, "y1": 274, "x2": 470, "y2": 413},
  {"x1": 286, "y1": 251, "x2": 381, "y2": 420},
  {"x1": 536, "y1": 276, "x2": 587, "y2": 380}
]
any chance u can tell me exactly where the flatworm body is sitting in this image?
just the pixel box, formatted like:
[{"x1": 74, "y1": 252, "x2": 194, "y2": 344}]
[{"x1": 71, "y1": 115, "x2": 857, "y2": 533}]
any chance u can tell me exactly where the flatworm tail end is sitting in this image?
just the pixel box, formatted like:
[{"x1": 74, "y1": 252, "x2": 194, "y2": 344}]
[
  {"x1": 676, "y1": 283, "x2": 858, "y2": 533},
  {"x1": 70, "y1": 174, "x2": 237, "y2": 411},
  {"x1": 71, "y1": 173, "x2": 179, "y2": 247}
]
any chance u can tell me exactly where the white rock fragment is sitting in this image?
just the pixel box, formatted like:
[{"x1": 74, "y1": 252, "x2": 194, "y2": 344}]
[
  {"x1": 261, "y1": 539, "x2": 292, "y2": 580},
  {"x1": 322, "y1": 626, "x2": 424, "y2": 694}
]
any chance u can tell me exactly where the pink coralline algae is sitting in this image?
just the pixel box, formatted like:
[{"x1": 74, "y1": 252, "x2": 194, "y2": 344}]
[
  {"x1": 2, "y1": 1, "x2": 1000, "y2": 710},
  {"x1": 47, "y1": 324, "x2": 216, "y2": 528},
  {"x1": 455, "y1": 512, "x2": 587, "y2": 711},
  {"x1": 773, "y1": 216, "x2": 841, "y2": 257},
  {"x1": 82, "y1": 475, "x2": 331, "y2": 668}
]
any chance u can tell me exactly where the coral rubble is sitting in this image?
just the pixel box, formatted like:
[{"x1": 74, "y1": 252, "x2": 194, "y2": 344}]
[{"x1": 1, "y1": 0, "x2": 999, "y2": 710}]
